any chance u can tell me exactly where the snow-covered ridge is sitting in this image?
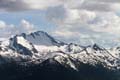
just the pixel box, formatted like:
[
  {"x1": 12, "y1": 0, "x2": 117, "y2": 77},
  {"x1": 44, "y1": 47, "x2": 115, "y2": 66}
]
[
  {"x1": 20, "y1": 31, "x2": 65, "y2": 46},
  {"x1": 0, "y1": 31, "x2": 120, "y2": 70}
]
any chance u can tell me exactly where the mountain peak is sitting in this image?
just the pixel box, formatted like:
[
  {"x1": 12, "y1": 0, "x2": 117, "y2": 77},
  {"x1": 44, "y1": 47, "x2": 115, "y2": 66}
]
[
  {"x1": 22, "y1": 31, "x2": 65, "y2": 46},
  {"x1": 9, "y1": 35, "x2": 38, "y2": 55},
  {"x1": 0, "y1": 30, "x2": 119, "y2": 71},
  {"x1": 92, "y1": 44, "x2": 103, "y2": 51}
]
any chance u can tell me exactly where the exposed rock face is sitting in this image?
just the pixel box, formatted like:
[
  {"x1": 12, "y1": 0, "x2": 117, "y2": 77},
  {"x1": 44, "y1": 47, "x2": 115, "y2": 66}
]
[{"x1": 0, "y1": 31, "x2": 120, "y2": 80}]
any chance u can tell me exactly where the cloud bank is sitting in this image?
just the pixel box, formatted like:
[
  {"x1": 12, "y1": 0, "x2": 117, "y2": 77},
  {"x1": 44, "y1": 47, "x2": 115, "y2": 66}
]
[
  {"x1": 0, "y1": 19, "x2": 36, "y2": 38},
  {"x1": 0, "y1": 0, "x2": 120, "y2": 46}
]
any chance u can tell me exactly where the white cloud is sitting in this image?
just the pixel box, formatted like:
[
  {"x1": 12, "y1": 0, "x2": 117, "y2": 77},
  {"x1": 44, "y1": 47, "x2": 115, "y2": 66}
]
[
  {"x1": 0, "y1": 21, "x2": 7, "y2": 28},
  {"x1": 0, "y1": 0, "x2": 120, "y2": 12},
  {"x1": 23, "y1": 0, "x2": 63, "y2": 10},
  {"x1": 65, "y1": 9, "x2": 96, "y2": 24},
  {"x1": 0, "y1": 19, "x2": 36, "y2": 38},
  {"x1": 89, "y1": 13, "x2": 120, "y2": 34},
  {"x1": 91, "y1": 0, "x2": 120, "y2": 3},
  {"x1": 45, "y1": 2, "x2": 120, "y2": 46},
  {"x1": 0, "y1": 0, "x2": 63, "y2": 11},
  {"x1": 20, "y1": 19, "x2": 36, "y2": 33},
  {"x1": 0, "y1": 0, "x2": 120, "y2": 46}
]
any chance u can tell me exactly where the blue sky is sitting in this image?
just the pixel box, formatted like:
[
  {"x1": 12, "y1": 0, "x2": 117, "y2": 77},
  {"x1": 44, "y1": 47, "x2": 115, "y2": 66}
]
[
  {"x1": 0, "y1": 11, "x2": 56, "y2": 32},
  {"x1": 0, "y1": 0, "x2": 120, "y2": 47}
]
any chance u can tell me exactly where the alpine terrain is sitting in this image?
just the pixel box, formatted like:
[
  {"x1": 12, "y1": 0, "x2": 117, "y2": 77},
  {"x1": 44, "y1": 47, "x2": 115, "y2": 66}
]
[{"x1": 0, "y1": 31, "x2": 120, "y2": 80}]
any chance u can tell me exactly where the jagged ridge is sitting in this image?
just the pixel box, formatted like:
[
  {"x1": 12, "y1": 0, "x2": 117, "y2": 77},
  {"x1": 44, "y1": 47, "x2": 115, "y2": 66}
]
[{"x1": 0, "y1": 31, "x2": 120, "y2": 71}]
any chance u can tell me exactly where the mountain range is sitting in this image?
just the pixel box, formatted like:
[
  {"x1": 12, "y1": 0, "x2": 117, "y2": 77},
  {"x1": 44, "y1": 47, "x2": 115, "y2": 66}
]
[{"x1": 0, "y1": 31, "x2": 120, "y2": 80}]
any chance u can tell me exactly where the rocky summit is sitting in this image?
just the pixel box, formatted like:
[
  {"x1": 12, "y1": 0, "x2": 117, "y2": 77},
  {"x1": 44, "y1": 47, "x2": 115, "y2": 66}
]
[{"x1": 0, "y1": 31, "x2": 120, "y2": 80}]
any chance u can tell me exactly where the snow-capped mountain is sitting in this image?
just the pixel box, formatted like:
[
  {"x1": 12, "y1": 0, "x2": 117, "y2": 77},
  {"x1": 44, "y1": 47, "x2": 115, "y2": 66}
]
[
  {"x1": 0, "y1": 31, "x2": 120, "y2": 71},
  {"x1": 9, "y1": 35, "x2": 38, "y2": 56},
  {"x1": 20, "y1": 31, "x2": 65, "y2": 46}
]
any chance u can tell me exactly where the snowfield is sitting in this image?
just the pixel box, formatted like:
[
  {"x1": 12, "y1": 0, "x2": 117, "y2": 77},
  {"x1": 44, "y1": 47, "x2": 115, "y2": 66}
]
[{"x1": 0, "y1": 31, "x2": 120, "y2": 70}]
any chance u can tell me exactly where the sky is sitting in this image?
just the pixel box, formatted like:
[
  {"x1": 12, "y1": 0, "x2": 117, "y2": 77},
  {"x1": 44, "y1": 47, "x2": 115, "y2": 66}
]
[{"x1": 0, "y1": 0, "x2": 120, "y2": 47}]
